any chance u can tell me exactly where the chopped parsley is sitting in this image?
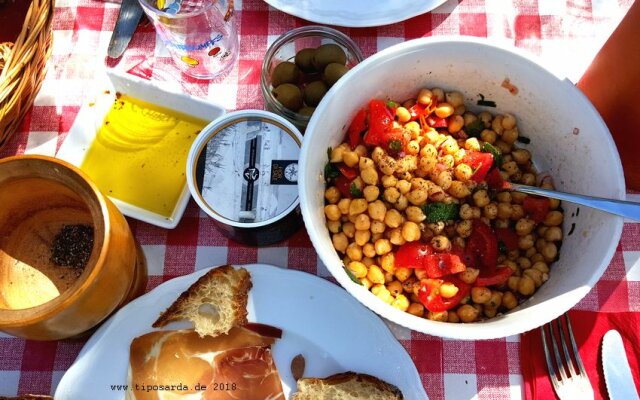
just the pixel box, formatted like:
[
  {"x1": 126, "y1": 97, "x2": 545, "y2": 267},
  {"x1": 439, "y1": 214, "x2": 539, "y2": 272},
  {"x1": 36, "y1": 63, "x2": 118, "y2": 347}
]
[
  {"x1": 344, "y1": 266, "x2": 363, "y2": 285},
  {"x1": 465, "y1": 119, "x2": 485, "y2": 137},
  {"x1": 477, "y1": 94, "x2": 497, "y2": 107},
  {"x1": 422, "y1": 202, "x2": 460, "y2": 223},
  {"x1": 517, "y1": 136, "x2": 531, "y2": 144},
  {"x1": 498, "y1": 240, "x2": 508, "y2": 254},
  {"x1": 324, "y1": 162, "x2": 339, "y2": 183},
  {"x1": 349, "y1": 182, "x2": 363, "y2": 198},
  {"x1": 386, "y1": 100, "x2": 399, "y2": 108},
  {"x1": 388, "y1": 139, "x2": 402, "y2": 153},
  {"x1": 482, "y1": 142, "x2": 503, "y2": 166}
]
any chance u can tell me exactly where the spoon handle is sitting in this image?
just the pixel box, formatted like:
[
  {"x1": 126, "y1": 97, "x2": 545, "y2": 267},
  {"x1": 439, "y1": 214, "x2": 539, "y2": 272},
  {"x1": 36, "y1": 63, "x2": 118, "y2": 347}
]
[{"x1": 510, "y1": 183, "x2": 640, "y2": 221}]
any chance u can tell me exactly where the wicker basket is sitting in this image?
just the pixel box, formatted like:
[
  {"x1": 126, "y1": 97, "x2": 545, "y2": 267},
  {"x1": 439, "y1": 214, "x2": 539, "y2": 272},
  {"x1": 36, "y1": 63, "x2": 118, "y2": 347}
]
[{"x1": 0, "y1": 0, "x2": 54, "y2": 149}]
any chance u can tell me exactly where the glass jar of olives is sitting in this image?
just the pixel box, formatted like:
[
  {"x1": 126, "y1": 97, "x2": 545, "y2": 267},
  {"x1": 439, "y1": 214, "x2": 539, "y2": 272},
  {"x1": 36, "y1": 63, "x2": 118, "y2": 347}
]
[{"x1": 260, "y1": 26, "x2": 364, "y2": 132}]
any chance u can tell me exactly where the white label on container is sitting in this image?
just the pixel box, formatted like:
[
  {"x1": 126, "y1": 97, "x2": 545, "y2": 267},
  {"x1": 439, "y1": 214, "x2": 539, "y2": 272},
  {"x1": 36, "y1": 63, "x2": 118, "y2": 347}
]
[{"x1": 194, "y1": 117, "x2": 299, "y2": 224}]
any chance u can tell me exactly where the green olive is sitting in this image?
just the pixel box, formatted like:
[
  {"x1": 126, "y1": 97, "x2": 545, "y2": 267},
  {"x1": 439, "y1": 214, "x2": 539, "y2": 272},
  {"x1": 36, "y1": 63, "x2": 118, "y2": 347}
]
[
  {"x1": 271, "y1": 61, "x2": 300, "y2": 87},
  {"x1": 298, "y1": 107, "x2": 315, "y2": 117},
  {"x1": 272, "y1": 83, "x2": 303, "y2": 111},
  {"x1": 323, "y1": 63, "x2": 349, "y2": 87},
  {"x1": 295, "y1": 48, "x2": 317, "y2": 73},
  {"x1": 313, "y1": 44, "x2": 347, "y2": 71},
  {"x1": 303, "y1": 81, "x2": 328, "y2": 107}
]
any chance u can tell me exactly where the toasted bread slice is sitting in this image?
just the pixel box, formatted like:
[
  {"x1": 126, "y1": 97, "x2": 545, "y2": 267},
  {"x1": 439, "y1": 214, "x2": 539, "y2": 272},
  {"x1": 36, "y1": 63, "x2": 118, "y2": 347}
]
[
  {"x1": 292, "y1": 372, "x2": 403, "y2": 400},
  {"x1": 152, "y1": 265, "x2": 251, "y2": 337}
]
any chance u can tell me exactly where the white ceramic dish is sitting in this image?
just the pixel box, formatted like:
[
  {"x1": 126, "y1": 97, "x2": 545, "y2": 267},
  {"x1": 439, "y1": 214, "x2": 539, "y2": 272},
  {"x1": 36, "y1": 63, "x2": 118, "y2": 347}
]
[
  {"x1": 299, "y1": 37, "x2": 625, "y2": 339},
  {"x1": 55, "y1": 264, "x2": 428, "y2": 400},
  {"x1": 263, "y1": 0, "x2": 447, "y2": 28},
  {"x1": 57, "y1": 70, "x2": 226, "y2": 229}
]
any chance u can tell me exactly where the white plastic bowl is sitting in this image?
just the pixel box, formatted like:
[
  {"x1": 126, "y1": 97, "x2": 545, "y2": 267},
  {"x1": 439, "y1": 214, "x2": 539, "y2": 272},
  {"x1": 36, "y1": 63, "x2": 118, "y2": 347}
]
[{"x1": 299, "y1": 37, "x2": 625, "y2": 339}]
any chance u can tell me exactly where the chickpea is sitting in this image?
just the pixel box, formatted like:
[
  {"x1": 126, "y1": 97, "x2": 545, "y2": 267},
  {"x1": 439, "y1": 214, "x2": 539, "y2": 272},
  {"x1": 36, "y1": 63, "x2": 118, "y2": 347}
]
[
  {"x1": 378, "y1": 156, "x2": 397, "y2": 176},
  {"x1": 462, "y1": 112, "x2": 478, "y2": 126},
  {"x1": 362, "y1": 243, "x2": 376, "y2": 258},
  {"x1": 462, "y1": 137, "x2": 480, "y2": 152},
  {"x1": 337, "y1": 198, "x2": 350, "y2": 215},
  {"x1": 400, "y1": 221, "x2": 420, "y2": 242},
  {"x1": 414, "y1": 268, "x2": 428, "y2": 280},
  {"x1": 487, "y1": 291, "x2": 503, "y2": 308},
  {"x1": 396, "y1": 106, "x2": 411, "y2": 123},
  {"x1": 444, "y1": 91, "x2": 464, "y2": 108},
  {"x1": 388, "y1": 228, "x2": 406, "y2": 246},
  {"x1": 346, "y1": 243, "x2": 363, "y2": 262},
  {"x1": 392, "y1": 179, "x2": 410, "y2": 195},
  {"x1": 391, "y1": 294, "x2": 410, "y2": 311},
  {"x1": 543, "y1": 226, "x2": 562, "y2": 242},
  {"x1": 346, "y1": 261, "x2": 367, "y2": 278},
  {"x1": 502, "y1": 291, "x2": 518, "y2": 309},
  {"x1": 389, "y1": 267, "x2": 410, "y2": 283},
  {"x1": 481, "y1": 129, "x2": 497, "y2": 144},
  {"x1": 434, "y1": 171, "x2": 452, "y2": 190},
  {"x1": 332, "y1": 232, "x2": 348, "y2": 253},
  {"x1": 494, "y1": 191, "x2": 509, "y2": 203},
  {"x1": 360, "y1": 168, "x2": 379, "y2": 186},
  {"x1": 494, "y1": 140, "x2": 511, "y2": 154},
  {"x1": 375, "y1": 287, "x2": 394, "y2": 304},
  {"x1": 324, "y1": 204, "x2": 341, "y2": 221},
  {"x1": 352, "y1": 229, "x2": 368, "y2": 247},
  {"x1": 491, "y1": 115, "x2": 504, "y2": 134},
  {"x1": 367, "y1": 265, "x2": 386, "y2": 285},
  {"x1": 381, "y1": 175, "x2": 398, "y2": 188},
  {"x1": 439, "y1": 282, "x2": 459, "y2": 299},
  {"x1": 502, "y1": 160, "x2": 519, "y2": 176},
  {"x1": 517, "y1": 257, "x2": 532, "y2": 270},
  {"x1": 502, "y1": 128, "x2": 519, "y2": 144},
  {"x1": 403, "y1": 206, "x2": 424, "y2": 223},
  {"x1": 518, "y1": 275, "x2": 535, "y2": 296},
  {"x1": 497, "y1": 203, "x2": 513, "y2": 219},
  {"x1": 415, "y1": 88, "x2": 433, "y2": 105},
  {"x1": 520, "y1": 173, "x2": 536, "y2": 186},
  {"x1": 511, "y1": 192, "x2": 527, "y2": 204},
  {"x1": 511, "y1": 204, "x2": 525, "y2": 220},
  {"x1": 352, "y1": 213, "x2": 370, "y2": 230},
  {"x1": 407, "y1": 303, "x2": 425, "y2": 317},
  {"x1": 374, "y1": 239, "x2": 392, "y2": 255},
  {"x1": 430, "y1": 235, "x2": 451, "y2": 252},
  {"x1": 472, "y1": 190, "x2": 490, "y2": 208},
  {"x1": 459, "y1": 203, "x2": 474, "y2": 220},
  {"x1": 396, "y1": 195, "x2": 409, "y2": 211},
  {"x1": 471, "y1": 287, "x2": 492, "y2": 304},
  {"x1": 448, "y1": 115, "x2": 465, "y2": 133},
  {"x1": 532, "y1": 261, "x2": 549, "y2": 273},
  {"x1": 406, "y1": 188, "x2": 429, "y2": 205},
  {"x1": 324, "y1": 186, "x2": 341, "y2": 204},
  {"x1": 361, "y1": 186, "x2": 378, "y2": 202},
  {"x1": 370, "y1": 220, "x2": 386, "y2": 234},
  {"x1": 385, "y1": 280, "x2": 402, "y2": 297},
  {"x1": 383, "y1": 209, "x2": 402, "y2": 228},
  {"x1": 440, "y1": 154, "x2": 455, "y2": 169},
  {"x1": 448, "y1": 181, "x2": 471, "y2": 199},
  {"x1": 484, "y1": 203, "x2": 498, "y2": 220},
  {"x1": 368, "y1": 200, "x2": 387, "y2": 221},
  {"x1": 519, "y1": 234, "x2": 534, "y2": 250},
  {"x1": 342, "y1": 222, "x2": 355, "y2": 238},
  {"x1": 511, "y1": 148, "x2": 530, "y2": 164},
  {"x1": 427, "y1": 311, "x2": 449, "y2": 322},
  {"x1": 452, "y1": 220, "x2": 471, "y2": 238},
  {"x1": 342, "y1": 151, "x2": 359, "y2": 168},
  {"x1": 435, "y1": 102, "x2": 454, "y2": 118},
  {"x1": 383, "y1": 187, "x2": 401, "y2": 204},
  {"x1": 507, "y1": 276, "x2": 520, "y2": 291},
  {"x1": 515, "y1": 218, "x2": 535, "y2": 236},
  {"x1": 523, "y1": 268, "x2": 543, "y2": 287},
  {"x1": 541, "y1": 242, "x2": 558, "y2": 261},
  {"x1": 459, "y1": 267, "x2": 480, "y2": 284},
  {"x1": 326, "y1": 220, "x2": 341, "y2": 233},
  {"x1": 543, "y1": 211, "x2": 563, "y2": 226},
  {"x1": 346, "y1": 198, "x2": 367, "y2": 215},
  {"x1": 457, "y1": 304, "x2": 479, "y2": 322},
  {"x1": 358, "y1": 277, "x2": 372, "y2": 289},
  {"x1": 452, "y1": 164, "x2": 472, "y2": 183},
  {"x1": 484, "y1": 305, "x2": 498, "y2": 318}
]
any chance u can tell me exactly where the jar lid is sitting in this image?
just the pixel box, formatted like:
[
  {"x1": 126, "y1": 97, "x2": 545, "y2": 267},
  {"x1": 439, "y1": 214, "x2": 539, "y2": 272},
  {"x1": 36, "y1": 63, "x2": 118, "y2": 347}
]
[{"x1": 186, "y1": 110, "x2": 302, "y2": 228}]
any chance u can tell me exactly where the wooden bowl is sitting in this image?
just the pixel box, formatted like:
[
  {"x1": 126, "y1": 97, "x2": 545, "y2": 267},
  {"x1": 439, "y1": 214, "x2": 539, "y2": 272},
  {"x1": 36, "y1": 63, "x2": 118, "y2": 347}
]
[{"x1": 0, "y1": 155, "x2": 147, "y2": 340}]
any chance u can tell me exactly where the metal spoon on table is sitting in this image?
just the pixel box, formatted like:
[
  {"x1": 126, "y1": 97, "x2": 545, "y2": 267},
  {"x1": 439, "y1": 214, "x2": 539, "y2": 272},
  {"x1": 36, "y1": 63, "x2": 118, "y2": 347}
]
[{"x1": 508, "y1": 182, "x2": 640, "y2": 221}]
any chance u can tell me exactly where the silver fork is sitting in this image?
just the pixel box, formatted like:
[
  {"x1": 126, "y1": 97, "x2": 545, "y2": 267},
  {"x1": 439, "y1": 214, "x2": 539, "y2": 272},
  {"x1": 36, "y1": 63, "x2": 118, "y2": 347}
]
[{"x1": 540, "y1": 313, "x2": 594, "y2": 399}]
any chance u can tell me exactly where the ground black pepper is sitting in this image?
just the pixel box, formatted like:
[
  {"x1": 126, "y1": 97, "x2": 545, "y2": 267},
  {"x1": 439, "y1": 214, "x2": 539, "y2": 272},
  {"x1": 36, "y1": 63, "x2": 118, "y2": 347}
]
[{"x1": 51, "y1": 224, "x2": 94, "y2": 274}]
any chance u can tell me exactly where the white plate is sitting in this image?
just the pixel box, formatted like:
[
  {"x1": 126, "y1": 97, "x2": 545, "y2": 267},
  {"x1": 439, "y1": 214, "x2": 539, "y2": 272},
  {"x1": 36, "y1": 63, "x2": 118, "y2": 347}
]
[
  {"x1": 263, "y1": 0, "x2": 447, "y2": 28},
  {"x1": 56, "y1": 70, "x2": 226, "y2": 229},
  {"x1": 55, "y1": 264, "x2": 428, "y2": 400}
]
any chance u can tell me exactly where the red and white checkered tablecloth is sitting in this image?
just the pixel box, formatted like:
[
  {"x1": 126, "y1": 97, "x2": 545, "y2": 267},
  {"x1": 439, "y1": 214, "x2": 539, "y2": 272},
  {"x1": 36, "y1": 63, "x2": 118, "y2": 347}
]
[{"x1": 0, "y1": 0, "x2": 636, "y2": 398}]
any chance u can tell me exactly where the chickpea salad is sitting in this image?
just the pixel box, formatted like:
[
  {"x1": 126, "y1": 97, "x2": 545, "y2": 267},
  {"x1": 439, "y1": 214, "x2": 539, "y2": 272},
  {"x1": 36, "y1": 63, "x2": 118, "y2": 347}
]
[{"x1": 323, "y1": 88, "x2": 563, "y2": 323}]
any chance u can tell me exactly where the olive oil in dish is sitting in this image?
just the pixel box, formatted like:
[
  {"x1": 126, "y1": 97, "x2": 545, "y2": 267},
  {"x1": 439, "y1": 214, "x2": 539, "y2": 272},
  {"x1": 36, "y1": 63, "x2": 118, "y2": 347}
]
[{"x1": 81, "y1": 94, "x2": 207, "y2": 217}]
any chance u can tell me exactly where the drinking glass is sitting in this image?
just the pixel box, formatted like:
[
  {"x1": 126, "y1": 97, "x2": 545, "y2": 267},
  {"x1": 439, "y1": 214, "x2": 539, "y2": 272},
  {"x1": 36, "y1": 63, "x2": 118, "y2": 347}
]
[{"x1": 138, "y1": 0, "x2": 238, "y2": 79}]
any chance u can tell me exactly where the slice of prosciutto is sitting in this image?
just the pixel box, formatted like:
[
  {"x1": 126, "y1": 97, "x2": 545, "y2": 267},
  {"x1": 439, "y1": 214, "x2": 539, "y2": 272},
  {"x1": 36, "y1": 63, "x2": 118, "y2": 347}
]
[{"x1": 127, "y1": 325, "x2": 285, "y2": 400}]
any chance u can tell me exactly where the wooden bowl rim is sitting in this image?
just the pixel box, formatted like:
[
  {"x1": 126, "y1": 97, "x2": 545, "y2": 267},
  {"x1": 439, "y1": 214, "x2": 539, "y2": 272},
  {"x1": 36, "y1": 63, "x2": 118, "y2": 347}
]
[{"x1": 0, "y1": 155, "x2": 112, "y2": 325}]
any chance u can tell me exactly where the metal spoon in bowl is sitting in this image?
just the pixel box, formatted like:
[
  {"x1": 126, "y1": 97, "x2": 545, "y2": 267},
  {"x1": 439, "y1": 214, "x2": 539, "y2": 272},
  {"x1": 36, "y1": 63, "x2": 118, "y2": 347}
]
[{"x1": 508, "y1": 182, "x2": 640, "y2": 221}]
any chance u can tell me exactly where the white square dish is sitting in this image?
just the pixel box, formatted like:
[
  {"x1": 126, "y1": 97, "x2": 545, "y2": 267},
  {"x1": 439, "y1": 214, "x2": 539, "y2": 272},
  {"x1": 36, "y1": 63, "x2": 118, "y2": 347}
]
[{"x1": 57, "y1": 70, "x2": 226, "y2": 229}]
